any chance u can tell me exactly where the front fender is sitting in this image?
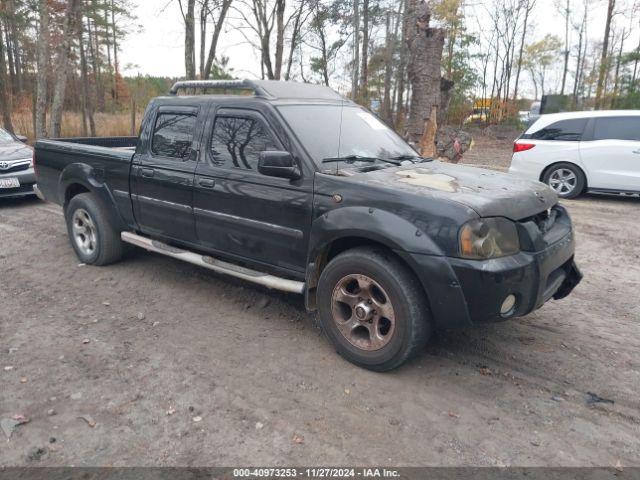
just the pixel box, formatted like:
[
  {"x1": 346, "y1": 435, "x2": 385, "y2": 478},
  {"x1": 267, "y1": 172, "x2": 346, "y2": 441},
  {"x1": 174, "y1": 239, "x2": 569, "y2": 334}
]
[
  {"x1": 308, "y1": 206, "x2": 444, "y2": 263},
  {"x1": 59, "y1": 163, "x2": 126, "y2": 230}
]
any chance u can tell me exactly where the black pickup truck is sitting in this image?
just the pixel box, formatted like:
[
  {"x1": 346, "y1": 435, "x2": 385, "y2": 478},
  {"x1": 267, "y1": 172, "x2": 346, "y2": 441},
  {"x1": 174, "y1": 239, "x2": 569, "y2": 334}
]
[{"x1": 34, "y1": 80, "x2": 582, "y2": 371}]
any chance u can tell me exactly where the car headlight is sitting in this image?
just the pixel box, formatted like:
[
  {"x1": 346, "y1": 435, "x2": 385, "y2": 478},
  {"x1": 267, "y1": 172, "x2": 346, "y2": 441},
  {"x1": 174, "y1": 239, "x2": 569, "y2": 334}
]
[{"x1": 459, "y1": 218, "x2": 520, "y2": 259}]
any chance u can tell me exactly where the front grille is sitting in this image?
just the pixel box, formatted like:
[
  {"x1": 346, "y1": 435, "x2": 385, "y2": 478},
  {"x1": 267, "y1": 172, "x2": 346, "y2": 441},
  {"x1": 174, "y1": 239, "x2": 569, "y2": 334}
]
[
  {"x1": 521, "y1": 206, "x2": 559, "y2": 234},
  {"x1": 0, "y1": 162, "x2": 30, "y2": 174}
]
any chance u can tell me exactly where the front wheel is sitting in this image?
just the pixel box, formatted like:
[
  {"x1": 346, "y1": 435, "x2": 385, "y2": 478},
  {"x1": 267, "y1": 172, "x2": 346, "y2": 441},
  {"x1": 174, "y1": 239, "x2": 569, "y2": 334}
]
[
  {"x1": 317, "y1": 247, "x2": 431, "y2": 371},
  {"x1": 542, "y1": 163, "x2": 586, "y2": 199},
  {"x1": 65, "y1": 193, "x2": 123, "y2": 266}
]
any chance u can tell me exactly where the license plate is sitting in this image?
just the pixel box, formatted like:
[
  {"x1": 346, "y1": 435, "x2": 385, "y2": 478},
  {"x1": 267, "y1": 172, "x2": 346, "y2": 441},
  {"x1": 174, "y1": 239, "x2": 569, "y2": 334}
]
[{"x1": 0, "y1": 177, "x2": 20, "y2": 189}]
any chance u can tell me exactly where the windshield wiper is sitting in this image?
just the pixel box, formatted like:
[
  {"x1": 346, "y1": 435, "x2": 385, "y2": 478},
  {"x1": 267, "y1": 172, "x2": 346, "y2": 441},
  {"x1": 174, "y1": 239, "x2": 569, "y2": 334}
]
[
  {"x1": 322, "y1": 155, "x2": 402, "y2": 166},
  {"x1": 391, "y1": 154, "x2": 433, "y2": 163}
]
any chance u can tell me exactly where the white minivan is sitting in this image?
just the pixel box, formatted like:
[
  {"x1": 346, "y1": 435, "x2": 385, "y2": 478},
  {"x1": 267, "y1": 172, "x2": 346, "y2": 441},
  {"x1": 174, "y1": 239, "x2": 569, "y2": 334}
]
[{"x1": 509, "y1": 110, "x2": 640, "y2": 198}]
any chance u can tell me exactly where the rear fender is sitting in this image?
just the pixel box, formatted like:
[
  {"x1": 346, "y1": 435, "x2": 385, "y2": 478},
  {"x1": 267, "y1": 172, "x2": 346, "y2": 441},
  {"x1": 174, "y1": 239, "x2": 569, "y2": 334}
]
[{"x1": 59, "y1": 163, "x2": 126, "y2": 231}]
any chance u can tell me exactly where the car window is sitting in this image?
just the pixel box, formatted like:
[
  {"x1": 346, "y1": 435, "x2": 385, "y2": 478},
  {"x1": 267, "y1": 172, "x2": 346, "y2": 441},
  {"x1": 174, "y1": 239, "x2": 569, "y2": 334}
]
[
  {"x1": 593, "y1": 117, "x2": 640, "y2": 141},
  {"x1": 0, "y1": 128, "x2": 14, "y2": 142},
  {"x1": 210, "y1": 116, "x2": 279, "y2": 171},
  {"x1": 151, "y1": 113, "x2": 197, "y2": 159},
  {"x1": 525, "y1": 118, "x2": 587, "y2": 141}
]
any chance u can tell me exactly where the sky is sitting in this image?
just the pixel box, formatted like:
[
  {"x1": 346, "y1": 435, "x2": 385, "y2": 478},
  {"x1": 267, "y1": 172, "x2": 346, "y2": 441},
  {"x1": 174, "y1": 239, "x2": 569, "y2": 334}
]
[{"x1": 118, "y1": 0, "x2": 639, "y2": 98}]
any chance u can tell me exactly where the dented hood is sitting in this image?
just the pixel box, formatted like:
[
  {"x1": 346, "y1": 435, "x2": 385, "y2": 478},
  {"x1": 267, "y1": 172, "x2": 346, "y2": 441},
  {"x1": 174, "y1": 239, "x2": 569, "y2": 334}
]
[{"x1": 351, "y1": 161, "x2": 557, "y2": 220}]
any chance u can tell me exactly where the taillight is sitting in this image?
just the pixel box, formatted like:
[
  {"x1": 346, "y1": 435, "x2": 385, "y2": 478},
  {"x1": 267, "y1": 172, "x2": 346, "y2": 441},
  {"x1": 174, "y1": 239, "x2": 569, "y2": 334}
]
[{"x1": 513, "y1": 142, "x2": 535, "y2": 153}]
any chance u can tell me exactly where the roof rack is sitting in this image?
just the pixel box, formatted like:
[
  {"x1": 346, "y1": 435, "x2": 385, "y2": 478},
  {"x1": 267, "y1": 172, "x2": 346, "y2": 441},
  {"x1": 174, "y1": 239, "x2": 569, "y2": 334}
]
[
  {"x1": 169, "y1": 80, "x2": 273, "y2": 98},
  {"x1": 169, "y1": 79, "x2": 346, "y2": 102}
]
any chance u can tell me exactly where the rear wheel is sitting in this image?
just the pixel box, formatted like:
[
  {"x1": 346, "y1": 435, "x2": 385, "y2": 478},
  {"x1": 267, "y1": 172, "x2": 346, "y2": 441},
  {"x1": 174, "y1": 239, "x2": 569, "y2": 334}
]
[
  {"x1": 65, "y1": 193, "x2": 123, "y2": 266},
  {"x1": 542, "y1": 162, "x2": 586, "y2": 199},
  {"x1": 317, "y1": 246, "x2": 431, "y2": 371}
]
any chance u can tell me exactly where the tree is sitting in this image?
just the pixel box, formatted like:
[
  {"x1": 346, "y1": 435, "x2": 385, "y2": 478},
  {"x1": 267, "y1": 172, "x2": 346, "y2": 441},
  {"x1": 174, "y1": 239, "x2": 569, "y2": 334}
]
[
  {"x1": 406, "y1": 0, "x2": 445, "y2": 156},
  {"x1": 202, "y1": 0, "x2": 233, "y2": 79},
  {"x1": 558, "y1": 0, "x2": 571, "y2": 95},
  {"x1": 49, "y1": 0, "x2": 81, "y2": 138},
  {"x1": 35, "y1": 0, "x2": 49, "y2": 138},
  {"x1": 524, "y1": 34, "x2": 562, "y2": 99},
  {"x1": 178, "y1": 0, "x2": 197, "y2": 78},
  {"x1": 595, "y1": 0, "x2": 615, "y2": 109},
  {"x1": 513, "y1": 0, "x2": 536, "y2": 100},
  {"x1": 0, "y1": 21, "x2": 14, "y2": 132}
]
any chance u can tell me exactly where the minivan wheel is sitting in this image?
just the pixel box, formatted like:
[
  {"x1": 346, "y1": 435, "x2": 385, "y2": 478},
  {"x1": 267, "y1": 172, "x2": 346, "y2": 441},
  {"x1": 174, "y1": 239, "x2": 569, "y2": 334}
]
[
  {"x1": 65, "y1": 193, "x2": 123, "y2": 266},
  {"x1": 542, "y1": 163, "x2": 586, "y2": 199},
  {"x1": 317, "y1": 246, "x2": 431, "y2": 371}
]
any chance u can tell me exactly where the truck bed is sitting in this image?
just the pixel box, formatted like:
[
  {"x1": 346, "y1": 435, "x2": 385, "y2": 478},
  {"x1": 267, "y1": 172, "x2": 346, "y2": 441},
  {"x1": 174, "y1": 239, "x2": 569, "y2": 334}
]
[{"x1": 34, "y1": 137, "x2": 138, "y2": 227}]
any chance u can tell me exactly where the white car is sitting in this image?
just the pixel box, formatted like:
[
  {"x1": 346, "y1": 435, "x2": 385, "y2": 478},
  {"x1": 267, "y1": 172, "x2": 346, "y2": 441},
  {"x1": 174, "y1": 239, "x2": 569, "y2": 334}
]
[{"x1": 509, "y1": 110, "x2": 640, "y2": 198}]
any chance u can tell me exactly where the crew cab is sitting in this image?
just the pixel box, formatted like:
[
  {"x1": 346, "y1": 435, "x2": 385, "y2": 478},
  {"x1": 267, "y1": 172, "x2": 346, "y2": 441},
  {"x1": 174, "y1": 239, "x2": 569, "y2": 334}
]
[{"x1": 34, "y1": 80, "x2": 582, "y2": 371}]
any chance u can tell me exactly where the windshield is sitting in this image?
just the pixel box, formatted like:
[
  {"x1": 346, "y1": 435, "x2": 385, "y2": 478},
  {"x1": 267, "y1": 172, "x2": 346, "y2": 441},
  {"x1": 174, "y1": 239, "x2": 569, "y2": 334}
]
[
  {"x1": 277, "y1": 105, "x2": 418, "y2": 169},
  {"x1": 0, "y1": 128, "x2": 14, "y2": 143}
]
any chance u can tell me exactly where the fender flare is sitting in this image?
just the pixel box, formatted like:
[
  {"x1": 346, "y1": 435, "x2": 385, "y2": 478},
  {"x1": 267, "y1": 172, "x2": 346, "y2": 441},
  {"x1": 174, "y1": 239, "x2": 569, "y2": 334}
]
[
  {"x1": 308, "y1": 206, "x2": 443, "y2": 262},
  {"x1": 58, "y1": 163, "x2": 126, "y2": 231}
]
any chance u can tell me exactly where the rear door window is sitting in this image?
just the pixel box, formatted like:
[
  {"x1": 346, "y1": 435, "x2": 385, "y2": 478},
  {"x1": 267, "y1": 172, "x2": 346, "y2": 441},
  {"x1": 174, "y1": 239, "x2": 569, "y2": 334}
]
[
  {"x1": 525, "y1": 118, "x2": 588, "y2": 141},
  {"x1": 592, "y1": 117, "x2": 640, "y2": 141}
]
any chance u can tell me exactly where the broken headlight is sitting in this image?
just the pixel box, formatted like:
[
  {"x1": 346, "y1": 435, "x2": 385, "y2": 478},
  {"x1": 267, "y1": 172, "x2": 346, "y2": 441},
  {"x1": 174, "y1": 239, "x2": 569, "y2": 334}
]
[{"x1": 459, "y1": 218, "x2": 520, "y2": 259}]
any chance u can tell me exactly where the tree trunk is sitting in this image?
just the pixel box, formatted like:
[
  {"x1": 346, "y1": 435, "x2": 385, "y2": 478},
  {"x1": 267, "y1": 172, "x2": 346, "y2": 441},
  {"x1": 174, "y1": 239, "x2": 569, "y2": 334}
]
[
  {"x1": 513, "y1": 0, "x2": 533, "y2": 100},
  {"x1": 594, "y1": 0, "x2": 615, "y2": 109},
  {"x1": 49, "y1": 0, "x2": 79, "y2": 138},
  {"x1": 394, "y1": 0, "x2": 407, "y2": 130},
  {"x1": 406, "y1": 0, "x2": 444, "y2": 156},
  {"x1": 199, "y1": 0, "x2": 208, "y2": 78},
  {"x1": 560, "y1": 0, "x2": 570, "y2": 95},
  {"x1": 203, "y1": 0, "x2": 232, "y2": 79},
  {"x1": 351, "y1": 0, "x2": 360, "y2": 100},
  {"x1": 183, "y1": 0, "x2": 197, "y2": 78},
  {"x1": 35, "y1": 0, "x2": 49, "y2": 138},
  {"x1": 285, "y1": 1, "x2": 305, "y2": 81},
  {"x1": 0, "y1": 26, "x2": 14, "y2": 133},
  {"x1": 273, "y1": 0, "x2": 286, "y2": 80},
  {"x1": 381, "y1": 11, "x2": 395, "y2": 124},
  {"x1": 3, "y1": 21, "x2": 16, "y2": 94},
  {"x1": 572, "y1": 8, "x2": 586, "y2": 107},
  {"x1": 611, "y1": 31, "x2": 625, "y2": 107},
  {"x1": 78, "y1": 7, "x2": 95, "y2": 136},
  {"x1": 111, "y1": 0, "x2": 119, "y2": 100},
  {"x1": 359, "y1": 0, "x2": 370, "y2": 104}
]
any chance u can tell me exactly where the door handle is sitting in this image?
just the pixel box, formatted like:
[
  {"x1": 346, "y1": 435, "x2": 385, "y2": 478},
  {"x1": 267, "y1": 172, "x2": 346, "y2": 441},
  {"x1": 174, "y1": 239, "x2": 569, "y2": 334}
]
[
  {"x1": 198, "y1": 178, "x2": 215, "y2": 189},
  {"x1": 141, "y1": 168, "x2": 155, "y2": 178},
  {"x1": 632, "y1": 150, "x2": 640, "y2": 155}
]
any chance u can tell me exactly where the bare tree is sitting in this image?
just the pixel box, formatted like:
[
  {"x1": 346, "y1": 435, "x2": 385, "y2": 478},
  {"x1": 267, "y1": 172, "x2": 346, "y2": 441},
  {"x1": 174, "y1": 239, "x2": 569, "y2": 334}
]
[
  {"x1": 178, "y1": 0, "x2": 197, "y2": 78},
  {"x1": 359, "y1": 0, "x2": 370, "y2": 104},
  {"x1": 351, "y1": 0, "x2": 360, "y2": 100},
  {"x1": 0, "y1": 24, "x2": 14, "y2": 132},
  {"x1": 35, "y1": 0, "x2": 49, "y2": 138},
  {"x1": 594, "y1": 0, "x2": 615, "y2": 109},
  {"x1": 558, "y1": 0, "x2": 571, "y2": 95},
  {"x1": 203, "y1": 0, "x2": 233, "y2": 79},
  {"x1": 49, "y1": 0, "x2": 81, "y2": 138},
  {"x1": 513, "y1": 0, "x2": 536, "y2": 100}
]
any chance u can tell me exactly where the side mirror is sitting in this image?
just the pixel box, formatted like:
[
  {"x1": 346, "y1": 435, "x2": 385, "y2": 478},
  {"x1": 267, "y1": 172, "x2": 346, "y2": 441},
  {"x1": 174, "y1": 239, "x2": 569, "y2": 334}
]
[
  {"x1": 258, "y1": 151, "x2": 301, "y2": 180},
  {"x1": 16, "y1": 135, "x2": 28, "y2": 143}
]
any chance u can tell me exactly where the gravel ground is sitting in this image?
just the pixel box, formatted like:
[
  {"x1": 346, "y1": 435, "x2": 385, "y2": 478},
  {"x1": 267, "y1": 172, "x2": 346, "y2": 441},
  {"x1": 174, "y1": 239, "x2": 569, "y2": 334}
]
[{"x1": 1, "y1": 136, "x2": 639, "y2": 467}]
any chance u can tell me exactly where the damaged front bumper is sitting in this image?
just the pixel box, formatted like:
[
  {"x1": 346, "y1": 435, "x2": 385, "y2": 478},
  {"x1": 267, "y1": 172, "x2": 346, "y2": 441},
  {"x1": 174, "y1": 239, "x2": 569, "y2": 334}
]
[{"x1": 404, "y1": 204, "x2": 583, "y2": 328}]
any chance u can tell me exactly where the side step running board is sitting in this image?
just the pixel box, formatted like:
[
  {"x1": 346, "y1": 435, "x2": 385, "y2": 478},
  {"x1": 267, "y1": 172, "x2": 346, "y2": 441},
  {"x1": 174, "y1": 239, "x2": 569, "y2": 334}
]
[{"x1": 121, "y1": 232, "x2": 305, "y2": 294}]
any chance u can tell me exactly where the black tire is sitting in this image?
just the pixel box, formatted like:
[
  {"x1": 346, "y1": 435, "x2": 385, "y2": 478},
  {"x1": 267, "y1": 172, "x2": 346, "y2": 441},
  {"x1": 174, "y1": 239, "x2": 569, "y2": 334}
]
[
  {"x1": 65, "y1": 193, "x2": 123, "y2": 266},
  {"x1": 317, "y1": 246, "x2": 431, "y2": 371},
  {"x1": 542, "y1": 162, "x2": 586, "y2": 199}
]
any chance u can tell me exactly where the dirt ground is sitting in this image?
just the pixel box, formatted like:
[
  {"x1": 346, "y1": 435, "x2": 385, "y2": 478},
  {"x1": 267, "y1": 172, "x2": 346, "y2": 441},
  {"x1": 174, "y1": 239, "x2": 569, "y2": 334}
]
[{"x1": 1, "y1": 133, "x2": 639, "y2": 467}]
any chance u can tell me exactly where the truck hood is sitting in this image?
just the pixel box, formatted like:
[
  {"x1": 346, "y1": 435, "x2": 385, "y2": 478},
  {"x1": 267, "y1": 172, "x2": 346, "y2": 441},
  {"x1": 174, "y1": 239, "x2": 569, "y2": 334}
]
[
  {"x1": 349, "y1": 161, "x2": 557, "y2": 220},
  {"x1": 0, "y1": 141, "x2": 33, "y2": 162}
]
